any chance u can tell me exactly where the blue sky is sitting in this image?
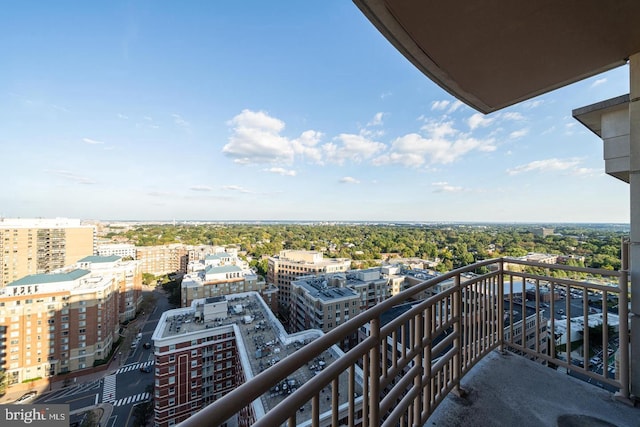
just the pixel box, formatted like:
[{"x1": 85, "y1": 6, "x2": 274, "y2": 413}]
[{"x1": 0, "y1": 1, "x2": 631, "y2": 223}]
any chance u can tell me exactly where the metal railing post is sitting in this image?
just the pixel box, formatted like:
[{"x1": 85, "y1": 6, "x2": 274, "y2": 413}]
[
  {"x1": 369, "y1": 317, "x2": 381, "y2": 427},
  {"x1": 453, "y1": 273, "x2": 464, "y2": 396},
  {"x1": 617, "y1": 238, "x2": 630, "y2": 401},
  {"x1": 498, "y1": 259, "x2": 505, "y2": 352}
]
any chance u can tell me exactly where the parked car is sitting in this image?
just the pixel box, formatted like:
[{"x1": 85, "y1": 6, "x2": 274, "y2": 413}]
[
  {"x1": 140, "y1": 366, "x2": 152, "y2": 373},
  {"x1": 14, "y1": 391, "x2": 37, "y2": 404}
]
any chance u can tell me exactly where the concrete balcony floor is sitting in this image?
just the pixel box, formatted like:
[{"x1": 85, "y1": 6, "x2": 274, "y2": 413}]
[{"x1": 427, "y1": 351, "x2": 638, "y2": 427}]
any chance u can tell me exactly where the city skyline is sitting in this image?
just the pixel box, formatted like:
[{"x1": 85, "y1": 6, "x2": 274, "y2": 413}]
[{"x1": 0, "y1": 2, "x2": 632, "y2": 223}]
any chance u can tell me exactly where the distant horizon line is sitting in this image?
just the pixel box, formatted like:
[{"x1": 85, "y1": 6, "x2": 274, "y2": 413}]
[{"x1": 86, "y1": 219, "x2": 631, "y2": 227}]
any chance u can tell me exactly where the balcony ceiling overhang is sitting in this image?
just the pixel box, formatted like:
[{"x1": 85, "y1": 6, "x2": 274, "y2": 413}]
[{"x1": 353, "y1": 0, "x2": 640, "y2": 114}]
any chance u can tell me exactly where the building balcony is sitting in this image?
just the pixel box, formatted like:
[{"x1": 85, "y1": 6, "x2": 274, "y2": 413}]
[{"x1": 178, "y1": 256, "x2": 637, "y2": 427}]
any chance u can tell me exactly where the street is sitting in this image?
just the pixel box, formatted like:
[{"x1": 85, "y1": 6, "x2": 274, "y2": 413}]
[{"x1": 35, "y1": 286, "x2": 171, "y2": 427}]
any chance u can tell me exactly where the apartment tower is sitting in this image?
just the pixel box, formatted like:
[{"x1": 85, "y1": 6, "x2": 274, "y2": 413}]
[
  {"x1": 0, "y1": 218, "x2": 95, "y2": 288},
  {"x1": 267, "y1": 250, "x2": 350, "y2": 322}
]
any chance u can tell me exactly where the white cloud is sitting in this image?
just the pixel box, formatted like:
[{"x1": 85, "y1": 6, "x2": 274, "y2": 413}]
[
  {"x1": 190, "y1": 185, "x2": 212, "y2": 192},
  {"x1": 373, "y1": 119, "x2": 496, "y2": 167},
  {"x1": 509, "y1": 128, "x2": 529, "y2": 139},
  {"x1": 591, "y1": 78, "x2": 607, "y2": 88},
  {"x1": 148, "y1": 191, "x2": 172, "y2": 197},
  {"x1": 292, "y1": 130, "x2": 324, "y2": 163},
  {"x1": 522, "y1": 99, "x2": 544, "y2": 109},
  {"x1": 223, "y1": 109, "x2": 295, "y2": 165},
  {"x1": 367, "y1": 112, "x2": 384, "y2": 126},
  {"x1": 117, "y1": 113, "x2": 128, "y2": 120},
  {"x1": 380, "y1": 91, "x2": 392, "y2": 99},
  {"x1": 264, "y1": 167, "x2": 296, "y2": 176},
  {"x1": 506, "y1": 158, "x2": 581, "y2": 175},
  {"x1": 467, "y1": 113, "x2": 494, "y2": 130},
  {"x1": 571, "y1": 167, "x2": 602, "y2": 177},
  {"x1": 51, "y1": 104, "x2": 69, "y2": 113},
  {"x1": 339, "y1": 176, "x2": 360, "y2": 184},
  {"x1": 324, "y1": 134, "x2": 386, "y2": 165},
  {"x1": 542, "y1": 126, "x2": 556, "y2": 135},
  {"x1": 432, "y1": 181, "x2": 463, "y2": 193},
  {"x1": 172, "y1": 114, "x2": 191, "y2": 130},
  {"x1": 222, "y1": 185, "x2": 252, "y2": 193},
  {"x1": 82, "y1": 137, "x2": 104, "y2": 145},
  {"x1": 448, "y1": 100, "x2": 464, "y2": 113},
  {"x1": 501, "y1": 112, "x2": 524, "y2": 121},
  {"x1": 431, "y1": 100, "x2": 450, "y2": 111},
  {"x1": 45, "y1": 169, "x2": 95, "y2": 185}
]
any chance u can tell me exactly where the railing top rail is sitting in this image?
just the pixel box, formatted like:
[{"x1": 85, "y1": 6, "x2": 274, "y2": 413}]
[{"x1": 504, "y1": 257, "x2": 622, "y2": 277}]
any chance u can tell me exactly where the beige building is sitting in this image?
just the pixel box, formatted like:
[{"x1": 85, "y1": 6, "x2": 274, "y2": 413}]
[
  {"x1": 136, "y1": 244, "x2": 188, "y2": 276},
  {"x1": 181, "y1": 265, "x2": 263, "y2": 307},
  {"x1": 0, "y1": 255, "x2": 142, "y2": 387},
  {"x1": 77, "y1": 255, "x2": 143, "y2": 322},
  {"x1": 181, "y1": 250, "x2": 262, "y2": 307},
  {"x1": 0, "y1": 218, "x2": 95, "y2": 288},
  {"x1": 267, "y1": 250, "x2": 350, "y2": 320},
  {"x1": 96, "y1": 243, "x2": 137, "y2": 259}
]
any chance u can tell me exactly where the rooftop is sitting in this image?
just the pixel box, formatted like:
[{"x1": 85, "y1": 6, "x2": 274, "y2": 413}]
[
  {"x1": 78, "y1": 255, "x2": 121, "y2": 263},
  {"x1": 292, "y1": 276, "x2": 360, "y2": 302},
  {"x1": 154, "y1": 292, "x2": 363, "y2": 424},
  {"x1": 205, "y1": 264, "x2": 242, "y2": 274},
  {"x1": 7, "y1": 269, "x2": 90, "y2": 286}
]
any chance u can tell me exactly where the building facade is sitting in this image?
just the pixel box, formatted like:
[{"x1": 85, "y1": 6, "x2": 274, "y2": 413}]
[
  {"x1": 181, "y1": 265, "x2": 262, "y2": 307},
  {"x1": 152, "y1": 298, "x2": 254, "y2": 427},
  {"x1": 0, "y1": 218, "x2": 95, "y2": 288},
  {"x1": 181, "y1": 250, "x2": 261, "y2": 307},
  {"x1": 0, "y1": 270, "x2": 119, "y2": 385},
  {"x1": 136, "y1": 245, "x2": 189, "y2": 276},
  {"x1": 96, "y1": 243, "x2": 137, "y2": 259},
  {"x1": 77, "y1": 255, "x2": 143, "y2": 322},
  {"x1": 152, "y1": 292, "x2": 358, "y2": 427},
  {"x1": 0, "y1": 255, "x2": 142, "y2": 387},
  {"x1": 267, "y1": 250, "x2": 350, "y2": 321}
]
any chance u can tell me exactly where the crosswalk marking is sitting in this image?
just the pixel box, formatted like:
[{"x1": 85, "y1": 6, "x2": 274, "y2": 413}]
[
  {"x1": 114, "y1": 392, "x2": 150, "y2": 407},
  {"x1": 102, "y1": 374, "x2": 117, "y2": 403},
  {"x1": 114, "y1": 361, "x2": 154, "y2": 375}
]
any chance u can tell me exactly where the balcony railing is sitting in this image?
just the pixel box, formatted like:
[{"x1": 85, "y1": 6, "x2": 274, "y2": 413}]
[{"x1": 178, "y1": 256, "x2": 629, "y2": 427}]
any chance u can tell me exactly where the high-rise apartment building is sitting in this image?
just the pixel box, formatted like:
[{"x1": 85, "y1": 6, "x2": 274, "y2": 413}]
[
  {"x1": 152, "y1": 292, "x2": 359, "y2": 427},
  {"x1": 0, "y1": 218, "x2": 95, "y2": 288},
  {"x1": 267, "y1": 250, "x2": 350, "y2": 320},
  {"x1": 152, "y1": 297, "x2": 252, "y2": 427},
  {"x1": 77, "y1": 255, "x2": 143, "y2": 322},
  {"x1": 0, "y1": 255, "x2": 142, "y2": 388},
  {"x1": 136, "y1": 244, "x2": 189, "y2": 276}
]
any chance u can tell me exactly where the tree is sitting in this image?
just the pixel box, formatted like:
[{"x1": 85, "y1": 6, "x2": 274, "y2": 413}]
[
  {"x1": 80, "y1": 409, "x2": 100, "y2": 427},
  {"x1": 0, "y1": 369, "x2": 7, "y2": 396},
  {"x1": 142, "y1": 273, "x2": 156, "y2": 286}
]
